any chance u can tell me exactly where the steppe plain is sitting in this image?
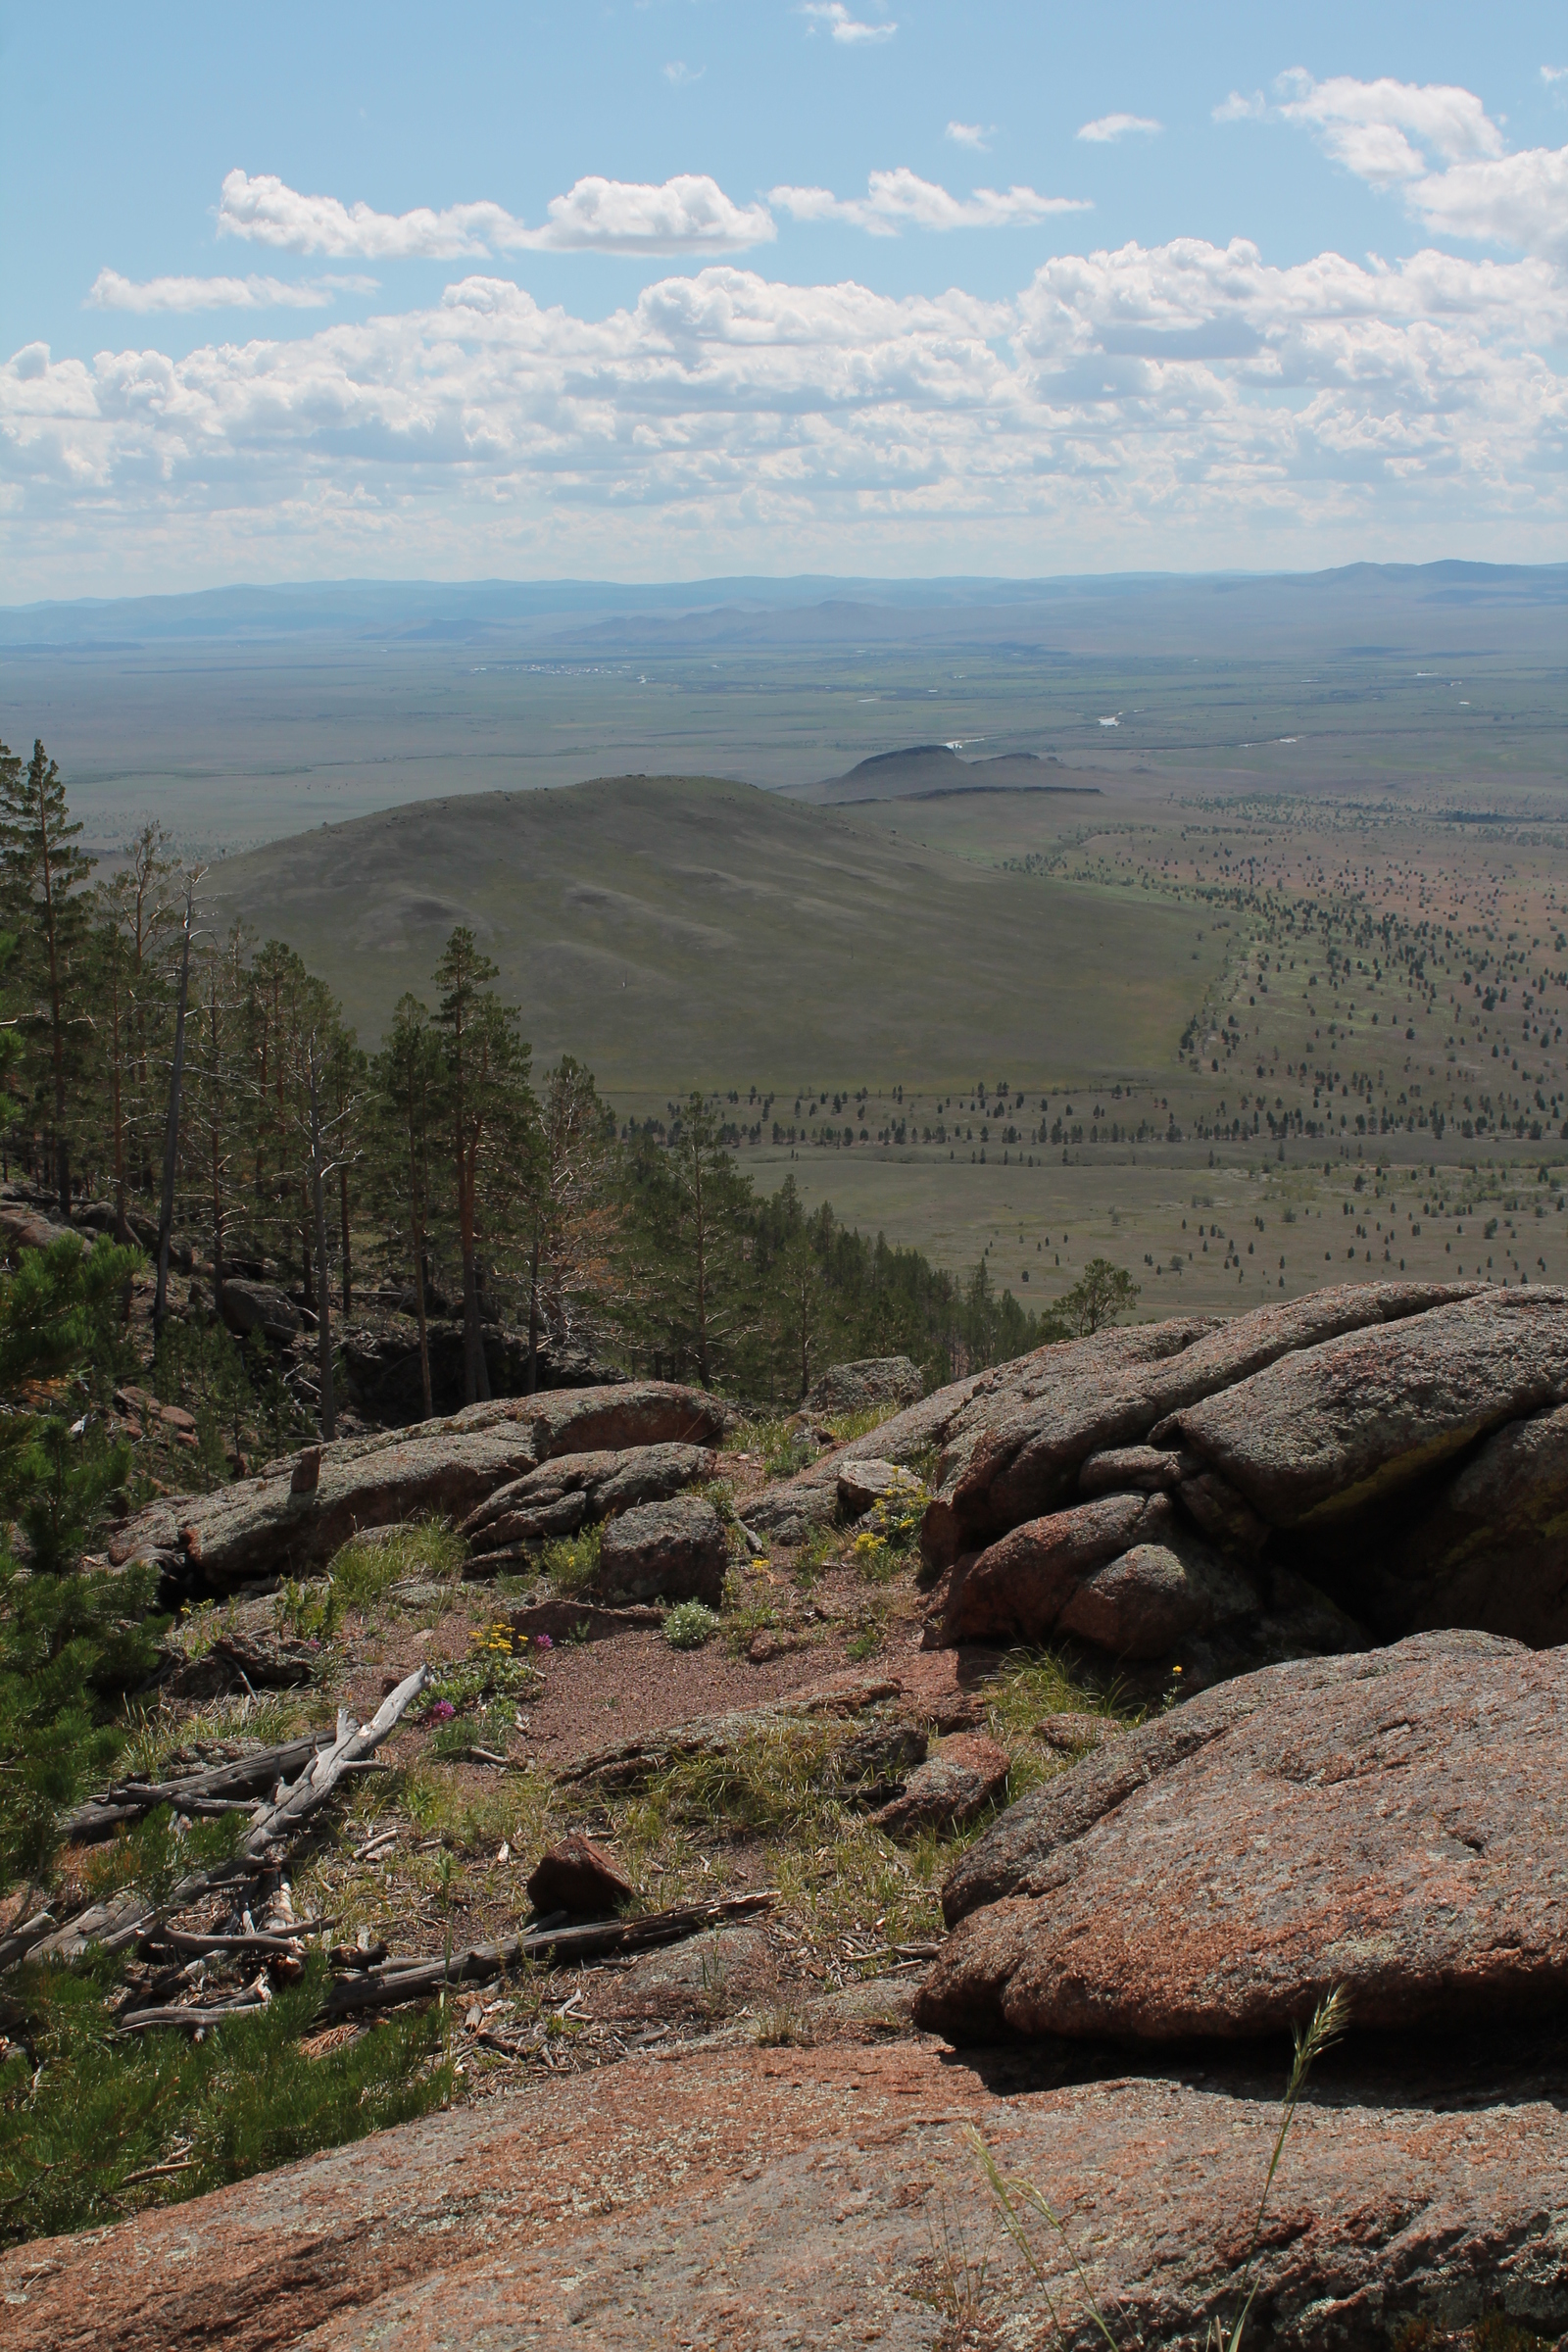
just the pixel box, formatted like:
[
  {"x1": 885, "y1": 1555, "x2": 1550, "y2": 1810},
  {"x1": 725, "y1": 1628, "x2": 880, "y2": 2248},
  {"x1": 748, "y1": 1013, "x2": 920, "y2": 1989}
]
[{"x1": 4, "y1": 562, "x2": 1565, "y2": 1315}]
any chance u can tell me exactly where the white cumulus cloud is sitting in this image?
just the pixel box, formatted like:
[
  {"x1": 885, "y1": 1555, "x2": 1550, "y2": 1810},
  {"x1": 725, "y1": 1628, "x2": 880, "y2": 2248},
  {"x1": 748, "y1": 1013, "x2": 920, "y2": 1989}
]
[
  {"x1": 6, "y1": 226, "x2": 1561, "y2": 592},
  {"x1": 218, "y1": 169, "x2": 774, "y2": 259},
  {"x1": 945, "y1": 122, "x2": 992, "y2": 151},
  {"x1": 87, "y1": 269, "x2": 376, "y2": 314},
  {"x1": 1077, "y1": 114, "x2": 1161, "y2": 143},
  {"x1": 218, "y1": 170, "x2": 514, "y2": 259},
  {"x1": 771, "y1": 168, "x2": 1088, "y2": 234},
  {"x1": 1274, "y1": 69, "x2": 1505, "y2": 185},
  {"x1": 803, "y1": 3, "x2": 896, "y2": 45},
  {"x1": 1222, "y1": 72, "x2": 1568, "y2": 264}
]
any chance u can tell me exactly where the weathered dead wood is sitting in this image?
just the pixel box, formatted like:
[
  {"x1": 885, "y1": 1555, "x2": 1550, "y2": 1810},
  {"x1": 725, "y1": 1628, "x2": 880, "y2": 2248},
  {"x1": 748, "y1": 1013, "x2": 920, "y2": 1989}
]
[
  {"x1": 153, "y1": 1928, "x2": 316, "y2": 1961},
  {"x1": 61, "y1": 1732, "x2": 335, "y2": 1844},
  {"x1": 119, "y1": 1996, "x2": 270, "y2": 2034},
  {"x1": 37, "y1": 1668, "x2": 428, "y2": 1962},
  {"x1": 0, "y1": 1911, "x2": 57, "y2": 1972},
  {"x1": 317, "y1": 1890, "x2": 778, "y2": 2020}
]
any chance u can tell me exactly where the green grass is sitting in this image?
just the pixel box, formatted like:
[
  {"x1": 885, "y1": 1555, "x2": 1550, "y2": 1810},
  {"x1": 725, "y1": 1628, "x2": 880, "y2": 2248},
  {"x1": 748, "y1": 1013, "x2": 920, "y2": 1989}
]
[
  {"x1": 538, "y1": 1524, "x2": 601, "y2": 1596},
  {"x1": 331, "y1": 1520, "x2": 466, "y2": 1608},
  {"x1": 0, "y1": 1953, "x2": 449, "y2": 2246}
]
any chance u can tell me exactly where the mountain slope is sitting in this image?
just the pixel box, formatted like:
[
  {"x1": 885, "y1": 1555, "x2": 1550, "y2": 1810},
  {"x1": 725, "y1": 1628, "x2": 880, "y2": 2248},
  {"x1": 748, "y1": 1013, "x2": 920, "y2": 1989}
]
[{"x1": 210, "y1": 773, "x2": 1219, "y2": 1096}]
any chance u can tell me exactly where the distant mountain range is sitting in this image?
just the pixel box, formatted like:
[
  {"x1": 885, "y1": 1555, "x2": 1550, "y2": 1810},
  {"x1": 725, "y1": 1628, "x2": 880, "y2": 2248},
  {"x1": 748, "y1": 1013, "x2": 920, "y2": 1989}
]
[{"x1": 2, "y1": 560, "x2": 1563, "y2": 652}]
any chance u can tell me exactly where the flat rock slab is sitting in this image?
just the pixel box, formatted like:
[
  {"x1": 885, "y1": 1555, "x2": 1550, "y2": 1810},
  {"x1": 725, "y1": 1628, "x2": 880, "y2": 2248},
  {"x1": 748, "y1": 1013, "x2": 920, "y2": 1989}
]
[
  {"x1": 6, "y1": 2039, "x2": 1564, "y2": 2351},
  {"x1": 921, "y1": 1629, "x2": 1568, "y2": 2043}
]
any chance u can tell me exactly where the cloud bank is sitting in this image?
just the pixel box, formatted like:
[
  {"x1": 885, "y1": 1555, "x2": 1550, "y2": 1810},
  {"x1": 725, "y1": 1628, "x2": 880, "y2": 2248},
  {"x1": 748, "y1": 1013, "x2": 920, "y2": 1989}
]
[
  {"x1": 6, "y1": 71, "x2": 1565, "y2": 589},
  {"x1": 7, "y1": 232, "x2": 1562, "y2": 588}
]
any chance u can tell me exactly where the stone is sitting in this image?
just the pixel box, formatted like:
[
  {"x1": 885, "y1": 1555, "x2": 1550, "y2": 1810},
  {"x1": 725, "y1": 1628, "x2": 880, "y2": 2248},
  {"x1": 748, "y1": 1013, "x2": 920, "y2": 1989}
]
[
  {"x1": 506, "y1": 1599, "x2": 664, "y2": 1643},
  {"x1": 8, "y1": 2038, "x2": 1564, "y2": 2351},
  {"x1": 524, "y1": 1833, "x2": 632, "y2": 1921},
  {"x1": 1055, "y1": 1540, "x2": 1257, "y2": 1662},
  {"x1": 1386, "y1": 1399, "x2": 1568, "y2": 1645},
  {"x1": 219, "y1": 1279, "x2": 301, "y2": 1343},
  {"x1": 1076, "y1": 1443, "x2": 1191, "y2": 1496},
  {"x1": 108, "y1": 1382, "x2": 729, "y2": 1595},
  {"x1": 927, "y1": 1283, "x2": 1473, "y2": 1563},
  {"x1": 597, "y1": 1494, "x2": 728, "y2": 1606},
  {"x1": 835, "y1": 1457, "x2": 923, "y2": 1518},
  {"x1": 162, "y1": 1627, "x2": 320, "y2": 1699},
  {"x1": 461, "y1": 1443, "x2": 719, "y2": 1560},
  {"x1": 872, "y1": 1732, "x2": 1009, "y2": 1838},
  {"x1": 1154, "y1": 1287, "x2": 1568, "y2": 1530},
  {"x1": 1036, "y1": 1711, "x2": 1122, "y2": 1754},
  {"x1": 941, "y1": 1491, "x2": 1172, "y2": 1644},
  {"x1": 918, "y1": 1630, "x2": 1568, "y2": 2043},
  {"x1": 803, "y1": 1354, "x2": 923, "y2": 1416}
]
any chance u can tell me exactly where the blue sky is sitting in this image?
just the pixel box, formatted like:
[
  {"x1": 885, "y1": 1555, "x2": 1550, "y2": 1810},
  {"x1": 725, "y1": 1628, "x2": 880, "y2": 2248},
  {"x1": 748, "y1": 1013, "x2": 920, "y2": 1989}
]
[{"x1": 2, "y1": 0, "x2": 1564, "y2": 594}]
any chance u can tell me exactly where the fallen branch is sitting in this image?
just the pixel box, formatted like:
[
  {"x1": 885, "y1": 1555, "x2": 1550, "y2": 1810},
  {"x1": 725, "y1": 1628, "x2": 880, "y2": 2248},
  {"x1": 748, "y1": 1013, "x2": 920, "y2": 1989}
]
[
  {"x1": 60, "y1": 1732, "x2": 335, "y2": 1844},
  {"x1": 38, "y1": 1668, "x2": 428, "y2": 1962},
  {"x1": 318, "y1": 1889, "x2": 778, "y2": 2021},
  {"x1": 152, "y1": 1928, "x2": 316, "y2": 1961},
  {"x1": 119, "y1": 1997, "x2": 270, "y2": 2034}
]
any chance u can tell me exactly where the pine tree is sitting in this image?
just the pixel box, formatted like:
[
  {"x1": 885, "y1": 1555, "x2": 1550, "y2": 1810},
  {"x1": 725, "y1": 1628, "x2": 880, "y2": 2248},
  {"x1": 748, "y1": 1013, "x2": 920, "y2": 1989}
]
[
  {"x1": 369, "y1": 995, "x2": 444, "y2": 1418},
  {"x1": 520, "y1": 1055, "x2": 620, "y2": 1392},
  {"x1": 431, "y1": 929, "x2": 533, "y2": 1406},
  {"x1": 0, "y1": 741, "x2": 95, "y2": 1215},
  {"x1": 627, "y1": 1093, "x2": 754, "y2": 1390}
]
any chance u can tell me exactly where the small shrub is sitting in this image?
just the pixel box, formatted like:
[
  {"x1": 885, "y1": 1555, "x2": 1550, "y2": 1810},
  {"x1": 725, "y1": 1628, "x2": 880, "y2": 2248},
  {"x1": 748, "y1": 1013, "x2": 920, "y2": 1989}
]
[
  {"x1": 277, "y1": 1578, "x2": 341, "y2": 1642},
  {"x1": 664, "y1": 1600, "x2": 718, "y2": 1651}
]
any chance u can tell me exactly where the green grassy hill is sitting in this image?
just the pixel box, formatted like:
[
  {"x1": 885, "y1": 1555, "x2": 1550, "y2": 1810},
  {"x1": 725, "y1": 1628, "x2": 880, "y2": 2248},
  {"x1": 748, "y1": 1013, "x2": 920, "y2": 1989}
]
[{"x1": 210, "y1": 772, "x2": 1221, "y2": 1100}]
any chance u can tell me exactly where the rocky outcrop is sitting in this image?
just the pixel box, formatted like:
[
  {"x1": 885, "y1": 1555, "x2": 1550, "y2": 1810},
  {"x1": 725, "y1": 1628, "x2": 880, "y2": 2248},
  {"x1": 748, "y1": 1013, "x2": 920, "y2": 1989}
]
[
  {"x1": 869, "y1": 1280, "x2": 1568, "y2": 1668},
  {"x1": 598, "y1": 1494, "x2": 729, "y2": 1605},
  {"x1": 1153, "y1": 1287, "x2": 1568, "y2": 1528},
  {"x1": 109, "y1": 1383, "x2": 731, "y2": 1596},
  {"x1": 917, "y1": 1630, "x2": 1568, "y2": 2044},
  {"x1": 803, "y1": 1355, "x2": 923, "y2": 1417},
  {"x1": 7, "y1": 2037, "x2": 1564, "y2": 2351},
  {"x1": 460, "y1": 1443, "x2": 718, "y2": 1563}
]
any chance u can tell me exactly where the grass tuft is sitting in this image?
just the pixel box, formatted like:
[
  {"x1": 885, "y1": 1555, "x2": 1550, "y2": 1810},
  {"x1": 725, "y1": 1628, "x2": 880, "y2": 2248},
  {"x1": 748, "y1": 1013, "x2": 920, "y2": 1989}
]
[{"x1": 331, "y1": 1519, "x2": 466, "y2": 1609}]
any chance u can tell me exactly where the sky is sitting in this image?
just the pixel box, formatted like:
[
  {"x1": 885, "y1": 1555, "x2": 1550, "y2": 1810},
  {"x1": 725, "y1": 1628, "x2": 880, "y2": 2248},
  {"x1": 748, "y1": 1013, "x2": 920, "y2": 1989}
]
[{"x1": 1, "y1": 0, "x2": 1565, "y2": 598}]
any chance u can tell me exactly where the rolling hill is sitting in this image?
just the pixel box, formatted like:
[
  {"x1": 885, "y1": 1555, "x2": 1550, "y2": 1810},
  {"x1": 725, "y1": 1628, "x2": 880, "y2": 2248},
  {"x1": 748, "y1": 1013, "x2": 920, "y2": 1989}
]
[
  {"x1": 209, "y1": 772, "x2": 1220, "y2": 1101},
  {"x1": 791, "y1": 745, "x2": 1107, "y2": 806}
]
